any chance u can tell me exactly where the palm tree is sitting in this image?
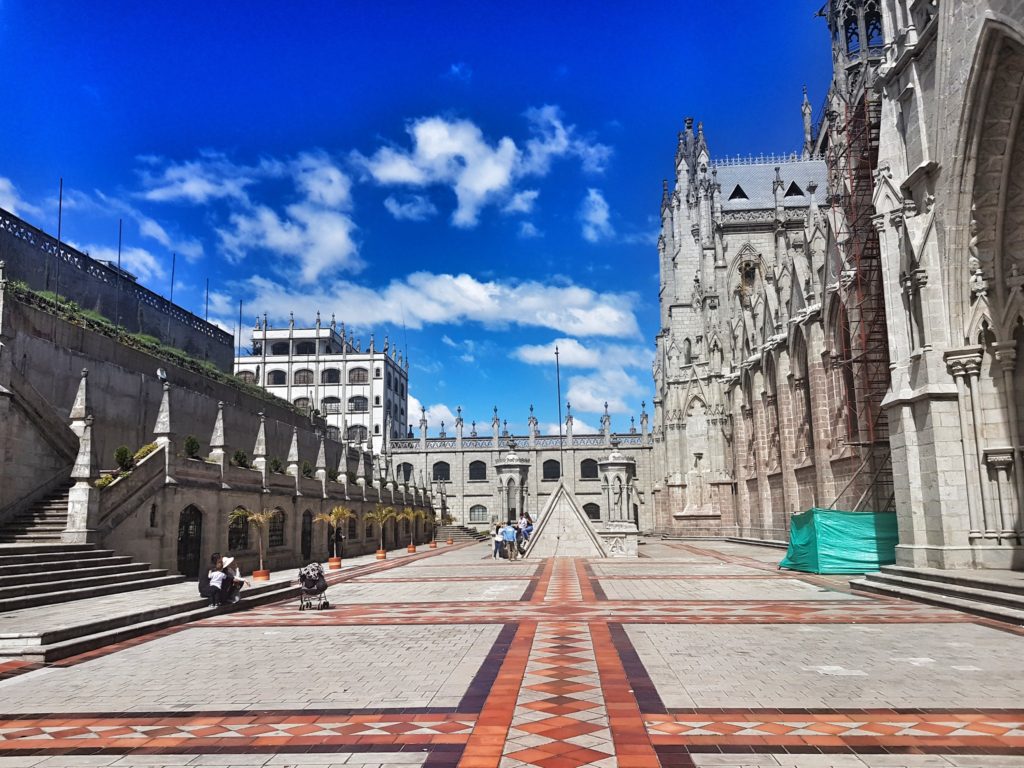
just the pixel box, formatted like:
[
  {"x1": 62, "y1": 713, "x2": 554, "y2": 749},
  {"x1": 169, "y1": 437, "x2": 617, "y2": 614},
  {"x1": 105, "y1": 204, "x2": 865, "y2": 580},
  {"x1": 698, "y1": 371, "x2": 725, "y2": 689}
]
[
  {"x1": 314, "y1": 505, "x2": 355, "y2": 561},
  {"x1": 365, "y1": 503, "x2": 395, "y2": 555},
  {"x1": 395, "y1": 507, "x2": 418, "y2": 551},
  {"x1": 228, "y1": 506, "x2": 279, "y2": 574}
]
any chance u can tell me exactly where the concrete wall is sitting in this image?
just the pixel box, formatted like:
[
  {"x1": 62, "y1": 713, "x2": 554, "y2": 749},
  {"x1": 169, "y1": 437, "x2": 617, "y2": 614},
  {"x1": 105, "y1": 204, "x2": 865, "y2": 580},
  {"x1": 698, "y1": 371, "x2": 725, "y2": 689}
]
[{"x1": 0, "y1": 208, "x2": 233, "y2": 370}]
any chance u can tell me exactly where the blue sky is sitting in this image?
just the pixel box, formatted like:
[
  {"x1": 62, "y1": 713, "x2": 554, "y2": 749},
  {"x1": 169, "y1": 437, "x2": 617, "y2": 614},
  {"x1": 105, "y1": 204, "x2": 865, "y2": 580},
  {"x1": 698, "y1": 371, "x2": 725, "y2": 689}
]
[{"x1": 0, "y1": 2, "x2": 831, "y2": 435}]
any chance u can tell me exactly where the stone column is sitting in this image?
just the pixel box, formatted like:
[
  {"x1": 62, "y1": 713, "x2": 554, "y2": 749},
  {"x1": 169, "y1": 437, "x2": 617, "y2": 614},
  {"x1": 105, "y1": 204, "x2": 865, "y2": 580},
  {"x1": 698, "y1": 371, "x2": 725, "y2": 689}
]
[
  {"x1": 944, "y1": 350, "x2": 985, "y2": 539},
  {"x1": 992, "y1": 341, "x2": 1024, "y2": 537},
  {"x1": 983, "y1": 449, "x2": 1017, "y2": 540},
  {"x1": 63, "y1": 415, "x2": 99, "y2": 543}
]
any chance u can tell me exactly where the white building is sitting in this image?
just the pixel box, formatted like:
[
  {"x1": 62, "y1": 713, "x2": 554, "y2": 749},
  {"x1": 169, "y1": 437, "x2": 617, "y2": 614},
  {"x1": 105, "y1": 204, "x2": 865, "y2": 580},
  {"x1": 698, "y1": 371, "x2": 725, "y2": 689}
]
[{"x1": 234, "y1": 315, "x2": 409, "y2": 454}]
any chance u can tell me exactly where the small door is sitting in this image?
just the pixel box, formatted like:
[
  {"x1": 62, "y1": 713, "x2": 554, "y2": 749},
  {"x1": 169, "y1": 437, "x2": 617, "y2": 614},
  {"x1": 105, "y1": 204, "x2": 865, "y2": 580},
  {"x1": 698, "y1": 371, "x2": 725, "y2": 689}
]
[
  {"x1": 301, "y1": 510, "x2": 313, "y2": 562},
  {"x1": 176, "y1": 506, "x2": 203, "y2": 578}
]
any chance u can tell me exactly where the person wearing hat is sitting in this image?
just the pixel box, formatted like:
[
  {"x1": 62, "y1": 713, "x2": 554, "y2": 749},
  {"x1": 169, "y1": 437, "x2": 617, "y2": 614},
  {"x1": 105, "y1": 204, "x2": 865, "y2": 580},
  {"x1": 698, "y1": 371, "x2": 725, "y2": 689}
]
[{"x1": 219, "y1": 556, "x2": 249, "y2": 604}]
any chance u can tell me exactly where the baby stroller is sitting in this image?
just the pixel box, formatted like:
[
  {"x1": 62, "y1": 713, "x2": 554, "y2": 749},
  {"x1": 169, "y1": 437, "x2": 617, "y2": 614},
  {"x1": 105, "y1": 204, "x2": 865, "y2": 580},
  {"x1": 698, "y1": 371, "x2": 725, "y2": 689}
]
[{"x1": 298, "y1": 562, "x2": 329, "y2": 610}]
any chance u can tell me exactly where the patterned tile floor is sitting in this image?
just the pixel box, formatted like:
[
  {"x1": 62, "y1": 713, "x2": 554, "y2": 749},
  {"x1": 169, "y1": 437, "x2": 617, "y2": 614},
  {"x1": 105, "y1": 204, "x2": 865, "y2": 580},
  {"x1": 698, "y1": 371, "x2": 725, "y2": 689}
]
[{"x1": 0, "y1": 539, "x2": 1021, "y2": 768}]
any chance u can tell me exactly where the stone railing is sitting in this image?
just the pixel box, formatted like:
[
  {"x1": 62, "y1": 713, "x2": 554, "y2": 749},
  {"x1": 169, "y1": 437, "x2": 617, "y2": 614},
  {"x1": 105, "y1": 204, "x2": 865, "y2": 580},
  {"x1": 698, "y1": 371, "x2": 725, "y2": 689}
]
[{"x1": 390, "y1": 433, "x2": 647, "y2": 451}]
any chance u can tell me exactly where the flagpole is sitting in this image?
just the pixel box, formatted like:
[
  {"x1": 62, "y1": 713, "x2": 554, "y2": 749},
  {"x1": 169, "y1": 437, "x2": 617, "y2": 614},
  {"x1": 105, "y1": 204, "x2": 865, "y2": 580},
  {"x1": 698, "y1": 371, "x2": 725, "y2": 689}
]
[{"x1": 555, "y1": 345, "x2": 564, "y2": 469}]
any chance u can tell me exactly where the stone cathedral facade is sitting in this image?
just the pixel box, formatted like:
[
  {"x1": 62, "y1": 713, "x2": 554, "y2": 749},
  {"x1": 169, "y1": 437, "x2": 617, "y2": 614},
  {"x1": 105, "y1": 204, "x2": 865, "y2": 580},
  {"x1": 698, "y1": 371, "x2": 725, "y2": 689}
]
[{"x1": 651, "y1": 0, "x2": 1024, "y2": 570}]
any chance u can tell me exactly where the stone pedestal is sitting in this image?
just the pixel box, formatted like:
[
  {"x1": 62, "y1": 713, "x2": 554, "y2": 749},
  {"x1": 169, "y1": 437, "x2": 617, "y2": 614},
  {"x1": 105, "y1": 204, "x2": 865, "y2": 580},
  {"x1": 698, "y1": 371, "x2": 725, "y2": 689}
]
[{"x1": 598, "y1": 521, "x2": 639, "y2": 557}]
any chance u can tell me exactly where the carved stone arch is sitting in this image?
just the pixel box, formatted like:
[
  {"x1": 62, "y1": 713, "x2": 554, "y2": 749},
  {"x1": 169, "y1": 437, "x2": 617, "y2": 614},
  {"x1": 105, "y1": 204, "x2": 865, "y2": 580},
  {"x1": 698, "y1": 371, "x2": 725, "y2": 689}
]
[{"x1": 949, "y1": 18, "x2": 1024, "y2": 342}]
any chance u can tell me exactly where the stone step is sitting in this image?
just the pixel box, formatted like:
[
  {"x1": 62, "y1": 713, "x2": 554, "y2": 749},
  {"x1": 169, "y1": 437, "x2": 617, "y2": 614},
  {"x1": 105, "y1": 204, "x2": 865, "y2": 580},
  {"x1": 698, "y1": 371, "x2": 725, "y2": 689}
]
[
  {"x1": 0, "y1": 572, "x2": 183, "y2": 611},
  {"x1": 0, "y1": 548, "x2": 111, "y2": 568},
  {"x1": 10, "y1": 513, "x2": 69, "y2": 523},
  {"x1": 854, "y1": 570, "x2": 1024, "y2": 612},
  {"x1": 0, "y1": 543, "x2": 97, "y2": 559},
  {"x1": 0, "y1": 553, "x2": 127, "y2": 575},
  {"x1": 879, "y1": 564, "x2": 1024, "y2": 597},
  {"x1": 0, "y1": 560, "x2": 149, "y2": 587},
  {"x1": 0, "y1": 581, "x2": 299, "y2": 662},
  {"x1": 0, "y1": 534, "x2": 65, "y2": 543},
  {"x1": 850, "y1": 575, "x2": 1024, "y2": 626}
]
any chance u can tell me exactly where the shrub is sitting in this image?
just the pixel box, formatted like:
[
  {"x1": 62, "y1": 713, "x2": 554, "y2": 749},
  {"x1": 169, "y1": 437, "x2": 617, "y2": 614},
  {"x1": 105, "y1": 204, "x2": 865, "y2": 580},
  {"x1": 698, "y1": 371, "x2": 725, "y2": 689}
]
[
  {"x1": 133, "y1": 442, "x2": 158, "y2": 462},
  {"x1": 268, "y1": 456, "x2": 283, "y2": 474},
  {"x1": 183, "y1": 435, "x2": 201, "y2": 459},
  {"x1": 301, "y1": 460, "x2": 315, "y2": 478},
  {"x1": 114, "y1": 445, "x2": 134, "y2": 472},
  {"x1": 94, "y1": 474, "x2": 115, "y2": 489},
  {"x1": 327, "y1": 469, "x2": 339, "y2": 483},
  {"x1": 232, "y1": 450, "x2": 250, "y2": 468}
]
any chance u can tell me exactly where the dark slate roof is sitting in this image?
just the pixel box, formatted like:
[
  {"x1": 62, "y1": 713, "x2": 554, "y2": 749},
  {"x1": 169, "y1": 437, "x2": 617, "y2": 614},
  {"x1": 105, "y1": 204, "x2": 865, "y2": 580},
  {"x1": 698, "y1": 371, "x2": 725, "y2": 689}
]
[{"x1": 716, "y1": 157, "x2": 827, "y2": 212}]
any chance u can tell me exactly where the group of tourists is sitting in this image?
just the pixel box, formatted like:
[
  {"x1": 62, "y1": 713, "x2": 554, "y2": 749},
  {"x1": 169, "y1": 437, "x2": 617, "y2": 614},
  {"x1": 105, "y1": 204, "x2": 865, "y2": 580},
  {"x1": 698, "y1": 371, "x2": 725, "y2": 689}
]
[
  {"x1": 197, "y1": 552, "x2": 250, "y2": 606},
  {"x1": 492, "y1": 514, "x2": 534, "y2": 560}
]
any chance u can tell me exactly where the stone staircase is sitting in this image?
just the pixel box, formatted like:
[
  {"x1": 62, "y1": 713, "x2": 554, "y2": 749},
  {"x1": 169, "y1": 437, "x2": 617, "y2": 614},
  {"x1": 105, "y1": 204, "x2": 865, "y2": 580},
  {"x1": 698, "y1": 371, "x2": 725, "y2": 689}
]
[
  {"x1": 0, "y1": 485, "x2": 184, "y2": 612},
  {"x1": 0, "y1": 483, "x2": 74, "y2": 543},
  {"x1": 850, "y1": 566, "x2": 1024, "y2": 625},
  {"x1": 438, "y1": 525, "x2": 490, "y2": 542}
]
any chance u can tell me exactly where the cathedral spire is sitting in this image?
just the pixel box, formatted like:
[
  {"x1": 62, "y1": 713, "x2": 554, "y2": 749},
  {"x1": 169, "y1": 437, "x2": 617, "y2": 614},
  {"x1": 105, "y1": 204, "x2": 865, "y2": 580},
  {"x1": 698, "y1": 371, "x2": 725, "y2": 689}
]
[{"x1": 802, "y1": 86, "x2": 814, "y2": 158}]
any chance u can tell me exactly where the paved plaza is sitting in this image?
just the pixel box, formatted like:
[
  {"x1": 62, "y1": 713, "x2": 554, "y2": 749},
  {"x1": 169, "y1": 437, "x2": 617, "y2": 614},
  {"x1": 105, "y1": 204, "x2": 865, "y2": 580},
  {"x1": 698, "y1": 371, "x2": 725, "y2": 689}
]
[{"x1": 0, "y1": 540, "x2": 1021, "y2": 767}]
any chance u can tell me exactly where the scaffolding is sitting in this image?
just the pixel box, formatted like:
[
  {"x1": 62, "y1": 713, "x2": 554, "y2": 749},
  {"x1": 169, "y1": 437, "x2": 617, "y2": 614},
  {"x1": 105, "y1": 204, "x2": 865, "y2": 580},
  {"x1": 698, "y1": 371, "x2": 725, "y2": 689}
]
[{"x1": 825, "y1": 65, "x2": 894, "y2": 513}]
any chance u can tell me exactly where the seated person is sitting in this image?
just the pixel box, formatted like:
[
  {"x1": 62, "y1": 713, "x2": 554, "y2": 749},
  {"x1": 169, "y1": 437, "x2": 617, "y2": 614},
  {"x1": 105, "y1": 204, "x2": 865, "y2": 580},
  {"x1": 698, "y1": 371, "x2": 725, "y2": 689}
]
[
  {"x1": 198, "y1": 552, "x2": 221, "y2": 603},
  {"x1": 219, "y1": 556, "x2": 248, "y2": 604}
]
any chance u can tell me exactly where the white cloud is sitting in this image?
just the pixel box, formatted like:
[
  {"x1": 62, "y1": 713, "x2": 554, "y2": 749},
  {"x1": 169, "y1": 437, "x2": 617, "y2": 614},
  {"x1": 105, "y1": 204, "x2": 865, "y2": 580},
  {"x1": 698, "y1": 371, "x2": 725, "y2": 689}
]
[
  {"x1": 441, "y1": 335, "x2": 457, "y2": 347},
  {"x1": 218, "y1": 202, "x2": 361, "y2": 283},
  {"x1": 136, "y1": 151, "x2": 278, "y2": 203},
  {"x1": 512, "y1": 337, "x2": 650, "y2": 370},
  {"x1": 293, "y1": 151, "x2": 352, "y2": 207},
  {"x1": 566, "y1": 368, "x2": 642, "y2": 414},
  {"x1": 81, "y1": 244, "x2": 166, "y2": 283},
  {"x1": 354, "y1": 106, "x2": 611, "y2": 228},
  {"x1": 0, "y1": 178, "x2": 42, "y2": 218},
  {"x1": 384, "y1": 194, "x2": 438, "y2": 221},
  {"x1": 543, "y1": 417, "x2": 598, "y2": 435},
  {"x1": 503, "y1": 189, "x2": 539, "y2": 214},
  {"x1": 445, "y1": 62, "x2": 473, "y2": 82},
  {"x1": 518, "y1": 221, "x2": 542, "y2": 239},
  {"x1": 240, "y1": 271, "x2": 640, "y2": 338},
  {"x1": 579, "y1": 188, "x2": 614, "y2": 243},
  {"x1": 408, "y1": 394, "x2": 457, "y2": 429}
]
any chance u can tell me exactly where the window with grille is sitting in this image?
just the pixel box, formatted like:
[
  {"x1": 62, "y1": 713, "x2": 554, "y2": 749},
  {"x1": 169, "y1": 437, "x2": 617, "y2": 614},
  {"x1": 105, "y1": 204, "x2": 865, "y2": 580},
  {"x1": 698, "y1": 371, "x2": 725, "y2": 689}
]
[
  {"x1": 294, "y1": 369, "x2": 314, "y2": 385},
  {"x1": 228, "y1": 511, "x2": 249, "y2": 550},
  {"x1": 583, "y1": 503, "x2": 600, "y2": 521},
  {"x1": 321, "y1": 368, "x2": 341, "y2": 384},
  {"x1": 433, "y1": 461, "x2": 451, "y2": 481},
  {"x1": 237, "y1": 370, "x2": 256, "y2": 384},
  {"x1": 469, "y1": 460, "x2": 487, "y2": 481},
  {"x1": 268, "y1": 370, "x2": 287, "y2": 385},
  {"x1": 268, "y1": 510, "x2": 285, "y2": 547},
  {"x1": 349, "y1": 367, "x2": 369, "y2": 384},
  {"x1": 295, "y1": 341, "x2": 315, "y2": 356},
  {"x1": 270, "y1": 342, "x2": 289, "y2": 355},
  {"x1": 347, "y1": 425, "x2": 368, "y2": 443},
  {"x1": 580, "y1": 459, "x2": 599, "y2": 479},
  {"x1": 349, "y1": 396, "x2": 369, "y2": 412},
  {"x1": 469, "y1": 505, "x2": 489, "y2": 523},
  {"x1": 542, "y1": 459, "x2": 561, "y2": 480}
]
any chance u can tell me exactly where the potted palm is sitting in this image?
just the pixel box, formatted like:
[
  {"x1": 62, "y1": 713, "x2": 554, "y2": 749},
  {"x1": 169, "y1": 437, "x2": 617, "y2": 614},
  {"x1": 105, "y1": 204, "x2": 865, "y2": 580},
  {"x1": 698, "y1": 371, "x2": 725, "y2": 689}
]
[
  {"x1": 365, "y1": 503, "x2": 395, "y2": 560},
  {"x1": 443, "y1": 510, "x2": 455, "y2": 545},
  {"x1": 428, "y1": 510, "x2": 438, "y2": 548},
  {"x1": 396, "y1": 507, "x2": 418, "y2": 553},
  {"x1": 228, "y1": 506, "x2": 278, "y2": 581},
  {"x1": 314, "y1": 505, "x2": 354, "y2": 569}
]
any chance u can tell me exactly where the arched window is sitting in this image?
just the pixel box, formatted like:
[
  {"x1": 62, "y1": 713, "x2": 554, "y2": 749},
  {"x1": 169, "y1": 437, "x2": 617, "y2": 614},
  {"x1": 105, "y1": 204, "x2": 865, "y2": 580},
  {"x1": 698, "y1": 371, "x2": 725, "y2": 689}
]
[
  {"x1": 322, "y1": 396, "x2": 341, "y2": 414},
  {"x1": 374, "y1": 395, "x2": 381, "y2": 406},
  {"x1": 374, "y1": 367, "x2": 382, "y2": 378},
  {"x1": 349, "y1": 367, "x2": 369, "y2": 384},
  {"x1": 237, "y1": 370, "x2": 256, "y2": 385},
  {"x1": 294, "y1": 369, "x2": 314, "y2": 385},
  {"x1": 583, "y1": 503, "x2": 601, "y2": 521},
  {"x1": 865, "y1": 6, "x2": 883, "y2": 49},
  {"x1": 321, "y1": 368, "x2": 341, "y2": 384},
  {"x1": 228, "y1": 508, "x2": 249, "y2": 550},
  {"x1": 433, "y1": 461, "x2": 451, "y2": 481},
  {"x1": 365, "y1": 522, "x2": 374, "y2": 540},
  {"x1": 349, "y1": 396, "x2": 369, "y2": 413},
  {"x1": 270, "y1": 342, "x2": 289, "y2": 356},
  {"x1": 469, "y1": 460, "x2": 487, "y2": 480},
  {"x1": 542, "y1": 459, "x2": 561, "y2": 481},
  {"x1": 294, "y1": 397, "x2": 311, "y2": 413},
  {"x1": 580, "y1": 459, "x2": 599, "y2": 479},
  {"x1": 348, "y1": 516, "x2": 358, "y2": 538},
  {"x1": 845, "y1": 12, "x2": 861, "y2": 54},
  {"x1": 683, "y1": 339, "x2": 692, "y2": 365},
  {"x1": 346, "y1": 425, "x2": 368, "y2": 443},
  {"x1": 469, "y1": 504, "x2": 489, "y2": 523},
  {"x1": 267, "y1": 370, "x2": 287, "y2": 385},
  {"x1": 295, "y1": 341, "x2": 316, "y2": 356},
  {"x1": 374, "y1": 424, "x2": 381, "y2": 434},
  {"x1": 268, "y1": 509, "x2": 285, "y2": 548},
  {"x1": 386, "y1": 372, "x2": 392, "y2": 389},
  {"x1": 397, "y1": 462, "x2": 414, "y2": 482}
]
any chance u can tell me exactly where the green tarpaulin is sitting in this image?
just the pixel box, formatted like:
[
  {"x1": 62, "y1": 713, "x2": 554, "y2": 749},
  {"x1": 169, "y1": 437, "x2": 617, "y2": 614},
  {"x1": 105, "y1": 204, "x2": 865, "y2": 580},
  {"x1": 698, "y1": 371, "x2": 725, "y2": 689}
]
[{"x1": 779, "y1": 507, "x2": 898, "y2": 574}]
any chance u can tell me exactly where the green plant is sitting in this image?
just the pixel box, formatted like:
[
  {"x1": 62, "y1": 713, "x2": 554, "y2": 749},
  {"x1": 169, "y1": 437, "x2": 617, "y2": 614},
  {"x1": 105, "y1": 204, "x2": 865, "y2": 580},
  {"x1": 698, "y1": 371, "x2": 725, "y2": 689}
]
[
  {"x1": 314, "y1": 505, "x2": 355, "y2": 558},
  {"x1": 301, "y1": 460, "x2": 315, "y2": 479},
  {"x1": 395, "y1": 507, "x2": 418, "y2": 543},
  {"x1": 232, "y1": 450, "x2": 250, "y2": 468},
  {"x1": 268, "y1": 456, "x2": 283, "y2": 474},
  {"x1": 183, "y1": 435, "x2": 201, "y2": 459},
  {"x1": 347, "y1": 471, "x2": 357, "y2": 484},
  {"x1": 94, "y1": 474, "x2": 115, "y2": 489},
  {"x1": 228, "y1": 507, "x2": 279, "y2": 572},
  {"x1": 327, "y1": 469, "x2": 339, "y2": 483},
  {"x1": 114, "y1": 445, "x2": 134, "y2": 472},
  {"x1": 365, "y1": 504, "x2": 395, "y2": 552},
  {"x1": 133, "y1": 442, "x2": 158, "y2": 462}
]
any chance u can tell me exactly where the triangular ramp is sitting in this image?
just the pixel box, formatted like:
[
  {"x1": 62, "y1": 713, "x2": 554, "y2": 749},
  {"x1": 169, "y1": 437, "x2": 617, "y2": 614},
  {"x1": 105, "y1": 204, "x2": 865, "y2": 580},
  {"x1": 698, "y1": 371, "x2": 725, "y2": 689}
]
[{"x1": 526, "y1": 482, "x2": 607, "y2": 558}]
